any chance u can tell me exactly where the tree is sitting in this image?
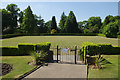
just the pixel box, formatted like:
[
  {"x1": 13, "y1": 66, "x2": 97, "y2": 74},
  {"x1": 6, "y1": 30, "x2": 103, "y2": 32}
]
[
  {"x1": 87, "y1": 17, "x2": 102, "y2": 33},
  {"x1": 103, "y1": 21, "x2": 119, "y2": 38},
  {"x1": 2, "y1": 9, "x2": 12, "y2": 34},
  {"x1": 45, "y1": 20, "x2": 52, "y2": 33},
  {"x1": 51, "y1": 16, "x2": 57, "y2": 30},
  {"x1": 59, "y1": 12, "x2": 67, "y2": 33},
  {"x1": 34, "y1": 15, "x2": 48, "y2": 33},
  {"x1": 6, "y1": 4, "x2": 20, "y2": 33},
  {"x1": 18, "y1": 11, "x2": 23, "y2": 24},
  {"x1": 64, "y1": 11, "x2": 78, "y2": 33},
  {"x1": 21, "y1": 6, "x2": 37, "y2": 34},
  {"x1": 100, "y1": 15, "x2": 114, "y2": 32}
]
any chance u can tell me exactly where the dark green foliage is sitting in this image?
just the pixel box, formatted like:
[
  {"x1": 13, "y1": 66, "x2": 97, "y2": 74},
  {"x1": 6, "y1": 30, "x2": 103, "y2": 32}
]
[
  {"x1": 82, "y1": 42, "x2": 120, "y2": 56},
  {"x1": 1, "y1": 33, "x2": 25, "y2": 39},
  {"x1": 1, "y1": 46, "x2": 19, "y2": 56},
  {"x1": 21, "y1": 6, "x2": 37, "y2": 34},
  {"x1": 59, "y1": 12, "x2": 67, "y2": 33},
  {"x1": 51, "y1": 16, "x2": 57, "y2": 30},
  {"x1": 18, "y1": 43, "x2": 35, "y2": 55},
  {"x1": 18, "y1": 11, "x2": 23, "y2": 24},
  {"x1": 36, "y1": 42, "x2": 51, "y2": 51},
  {"x1": 87, "y1": 17, "x2": 102, "y2": 33},
  {"x1": 64, "y1": 11, "x2": 78, "y2": 33},
  {"x1": 6, "y1": 4, "x2": 20, "y2": 33},
  {"x1": 1, "y1": 42, "x2": 51, "y2": 56},
  {"x1": 2, "y1": 9, "x2": 12, "y2": 34},
  {"x1": 103, "y1": 22, "x2": 119, "y2": 38}
]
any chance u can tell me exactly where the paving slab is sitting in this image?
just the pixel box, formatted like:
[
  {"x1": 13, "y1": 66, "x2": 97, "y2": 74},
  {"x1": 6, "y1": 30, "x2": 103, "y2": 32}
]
[{"x1": 24, "y1": 63, "x2": 87, "y2": 78}]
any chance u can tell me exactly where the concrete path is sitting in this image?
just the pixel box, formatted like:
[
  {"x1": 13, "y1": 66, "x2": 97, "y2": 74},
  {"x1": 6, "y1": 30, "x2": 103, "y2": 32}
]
[{"x1": 24, "y1": 63, "x2": 87, "y2": 78}]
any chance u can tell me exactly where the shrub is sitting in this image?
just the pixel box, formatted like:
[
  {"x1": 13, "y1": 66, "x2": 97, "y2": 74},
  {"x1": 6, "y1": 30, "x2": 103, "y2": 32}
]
[
  {"x1": 1, "y1": 46, "x2": 19, "y2": 56},
  {"x1": 82, "y1": 42, "x2": 120, "y2": 56},
  {"x1": 35, "y1": 42, "x2": 51, "y2": 51},
  {"x1": 18, "y1": 43, "x2": 35, "y2": 55},
  {"x1": 97, "y1": 34, "x2": 106, "y2": 37},
  {"x1": 51, "y1": 29, "x2": 57, "y2": 34},
  {"x1": 117, "y1": 35, "x2": 120, "y2": 39}
]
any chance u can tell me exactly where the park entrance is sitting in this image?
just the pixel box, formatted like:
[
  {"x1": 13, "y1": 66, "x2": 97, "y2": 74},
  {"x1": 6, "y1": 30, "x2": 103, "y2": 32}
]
[{"x1": 50, "y1": 45, "x2": 83, "y2": 64}]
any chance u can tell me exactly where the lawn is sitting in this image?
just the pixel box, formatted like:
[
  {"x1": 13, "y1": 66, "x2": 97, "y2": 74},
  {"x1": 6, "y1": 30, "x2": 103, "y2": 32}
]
[
  {"x1": 1, "y1": 56, "x2": 35, "y2": 79},
  {"x1": 1, "y1": 36, "x2": 118, "y2": 48},
  {"x1": 88, "y1": 55, "x2": 119, "y2": 79}
]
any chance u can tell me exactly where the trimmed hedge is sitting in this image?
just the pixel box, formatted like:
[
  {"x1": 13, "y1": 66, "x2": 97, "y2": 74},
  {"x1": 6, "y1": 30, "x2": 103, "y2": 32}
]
[
  {"x1": 1, "y1": 33, "x2": 120, "y2": 39},
  {"x1": 36, "y1": 42, "x2": 51, "y2": 51},
  {"x1": 82, "y1": 42, "x2": 120, "y2": 56},
  {"x1": 18, "y1": 43, "x2": 35, "y2": 55},
  {"x1": 1, "y1": 42, "x2": 51, "y2": 56},
  {"x1": 1, "y1": 46, "x2": 19, "y2": 56}
]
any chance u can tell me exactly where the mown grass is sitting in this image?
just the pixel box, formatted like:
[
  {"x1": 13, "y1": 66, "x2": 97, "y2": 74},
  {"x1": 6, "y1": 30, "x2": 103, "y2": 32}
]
[
  {"x1": 88, "y1": 55, "x2": 119, "y2": 79},
  {"x1": 1, "y1": 36, "x2": 118, "y2": 48},
  {"x1": 1, "y1": 56, "x2": 35, "y2": 79}
]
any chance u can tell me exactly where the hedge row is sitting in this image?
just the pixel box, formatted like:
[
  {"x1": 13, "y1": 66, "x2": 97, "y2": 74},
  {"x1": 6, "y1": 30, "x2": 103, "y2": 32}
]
[
  {"x1": 1, "y1": 33, "x2": 120, "y2": 39},
  {"x1": 1, "y1": 42, "x2": 51, "y2": 56},
  {"x1": 1, "y1": 33, "x2": 101, "y2": 39},
  {"x1": 82, "y1": 42, "x2": 120, "y2": 56}
]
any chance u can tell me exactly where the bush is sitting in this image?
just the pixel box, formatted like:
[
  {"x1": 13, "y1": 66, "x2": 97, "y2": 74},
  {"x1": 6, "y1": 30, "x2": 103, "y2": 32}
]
[
  {"x1": 82, "y1": 42, "x2": 120, "y2": 56},
  {"x1": 117, "y1": 35, "x2": 120, "y2": 39},
  {"x1": 18, "y1": 43, "x2": 35, "y2": 55},
  {"x1": 1, "y1": 46, "x2": 19, "y2": 56},
  {"x1": 97, "y1": 34, "x2": 106, "y2": 37},
  {"x1": 35, "y1": 42, "x2": 51, "y2": 51}
]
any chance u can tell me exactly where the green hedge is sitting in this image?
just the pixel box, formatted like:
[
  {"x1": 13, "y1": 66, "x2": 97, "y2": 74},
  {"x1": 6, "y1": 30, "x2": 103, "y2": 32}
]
[
  {"x1": 18, "y1": 43, "x2": 35, "y2": 55},
  {"x1": 82, "y1": 42, "x2": 120, "y2": 56},
  {"x1": 117, "y1": 35, "x2": 120, "y2": 39},
  {"x1": 36, "y1": 42, "x2": 51, "y2": 51},
  {"x1": 1, "y1": 42, "x2": 51, "y2": 56},
  {"x1": 1, "y1": 46, "x2": 19, "y2": 56}
]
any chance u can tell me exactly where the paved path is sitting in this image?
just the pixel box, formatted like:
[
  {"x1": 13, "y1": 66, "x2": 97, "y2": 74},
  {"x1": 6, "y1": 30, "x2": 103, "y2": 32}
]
[{"x1": 24, "y1": 63, "x2": 87, "y2": 78}]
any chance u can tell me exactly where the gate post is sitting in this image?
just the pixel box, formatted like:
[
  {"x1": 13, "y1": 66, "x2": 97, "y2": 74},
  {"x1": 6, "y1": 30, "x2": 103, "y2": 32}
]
[
  {"x1": 75, "y1": 46, "x2": 77, "y2": 64},
  {"x1": 57, "y1": 45, "x2": 58, "y2": 63}
]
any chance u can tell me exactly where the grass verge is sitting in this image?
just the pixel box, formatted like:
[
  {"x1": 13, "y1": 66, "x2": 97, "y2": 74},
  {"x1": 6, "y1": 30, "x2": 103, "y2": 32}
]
[
  {"x1": 88, "y1": 55, "x2": 119, "y2": 79},
  {"x1": 1, "y1": 56, "x2": 35, "y2": 79}
]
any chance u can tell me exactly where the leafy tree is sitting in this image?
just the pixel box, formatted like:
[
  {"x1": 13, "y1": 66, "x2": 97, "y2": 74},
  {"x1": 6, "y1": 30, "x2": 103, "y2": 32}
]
[
  {"x1": 18, "y1": 11, "x2": 23, "y2": 24},
  {"x1": 100, "y1": 15, "x2": 114, "y2": 33},
  {"x1": 51, "y1": 16, "x2": 57, "y2": 30},
  {"x1": 103, "y1": 21, "x2": 119, "y2": 38},
  {"x1": 2, "y1": 9, "x2": 12, "y2": 34},
  {"x1": 87, "y1": 17, "x2": 102, "y2": 33},
  {"x1": 6, "y1": 4, "x2": 20, "y2": 33},
  {"x1": 45, "y1": 20, "x2": 52, "y2": 33},
  {"x1": 64, "y1": 11, "x2": 78, "y2": 33},
  {"x1": 34, "y1": 15, "x2": 48, "y2": 33},
  {"x1": 59, "y1": 12, "x2": 67, "y2": 33},
  {"x1": 21, "y1": 6, "x2": 37, "y2": 34}
]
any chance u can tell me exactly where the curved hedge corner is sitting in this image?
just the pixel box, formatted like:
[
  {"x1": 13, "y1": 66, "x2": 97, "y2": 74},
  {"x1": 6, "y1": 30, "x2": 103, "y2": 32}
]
[{"x1": 1, "y1": 42, "x2": 51, "y2": 56}]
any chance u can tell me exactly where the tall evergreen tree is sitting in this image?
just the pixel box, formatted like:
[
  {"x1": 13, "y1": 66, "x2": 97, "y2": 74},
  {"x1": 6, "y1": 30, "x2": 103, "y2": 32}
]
[
  {"x1": 64, "y1": 11, "x2": 78, "y2": 33},
  {"x1": 51, "y1": 16, "x2": 57, "y2": 30},
  {"x1": 59, "y1": 12, "x2": 67, "y2": 33},
  {"x1": 21, "y1": 6, "x2": 37, "y2": 34}
]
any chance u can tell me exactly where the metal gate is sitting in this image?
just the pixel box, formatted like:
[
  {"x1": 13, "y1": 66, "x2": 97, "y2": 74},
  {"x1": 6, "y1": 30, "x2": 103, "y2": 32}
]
[{"x1": 51, "y1": 45, "x2": 83, "y2": 64}]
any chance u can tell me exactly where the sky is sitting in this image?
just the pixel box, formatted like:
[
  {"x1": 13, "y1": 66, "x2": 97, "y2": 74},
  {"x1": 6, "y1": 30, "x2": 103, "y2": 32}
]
[{"x1": 1, "y1": 2, "x2": 119, "y2": 25}]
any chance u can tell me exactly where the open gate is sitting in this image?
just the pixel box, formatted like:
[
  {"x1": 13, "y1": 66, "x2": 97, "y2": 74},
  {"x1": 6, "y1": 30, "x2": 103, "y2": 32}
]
[{"x1": 51, "y1": 45, "x2": 83, "y2": 64}]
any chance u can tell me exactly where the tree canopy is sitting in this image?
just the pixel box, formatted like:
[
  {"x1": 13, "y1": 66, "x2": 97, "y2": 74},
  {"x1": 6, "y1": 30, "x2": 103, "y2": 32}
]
[{"x1": 64, "y1": 11, "x2": 78, "y2": 33}]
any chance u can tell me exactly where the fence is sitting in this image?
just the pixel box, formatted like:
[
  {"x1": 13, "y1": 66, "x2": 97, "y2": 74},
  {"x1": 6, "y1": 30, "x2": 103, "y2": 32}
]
[{"x1": 50, "y1": 45, "x2": 85, "y2": 64}]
